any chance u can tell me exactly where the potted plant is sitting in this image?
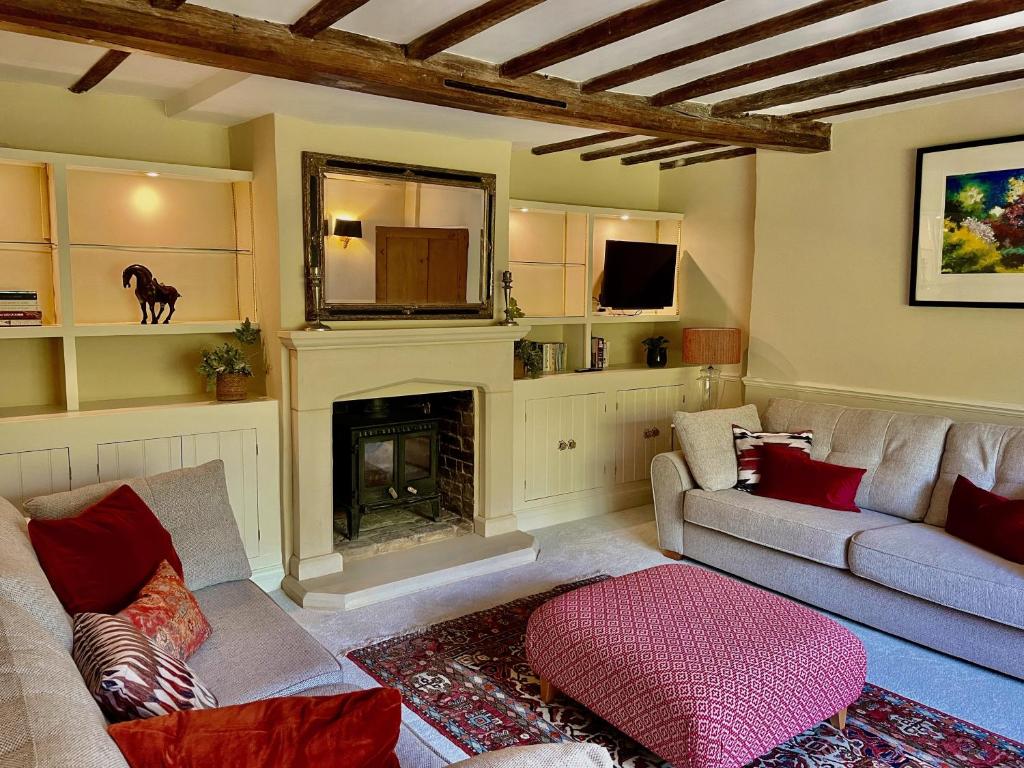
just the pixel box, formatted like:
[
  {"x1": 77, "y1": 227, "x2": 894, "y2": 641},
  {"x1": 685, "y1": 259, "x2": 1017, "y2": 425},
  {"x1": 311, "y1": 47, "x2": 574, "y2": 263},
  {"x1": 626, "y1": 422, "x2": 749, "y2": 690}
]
[
  {"x1": 642, "y1": 336, "x2": 670, "y2": 368},
  {"x1": 199, "y1": 319, "x2": 260, "y2": 401},
  {"x1": 514, "y1": 340, "x2": 544, "y2": 379}
]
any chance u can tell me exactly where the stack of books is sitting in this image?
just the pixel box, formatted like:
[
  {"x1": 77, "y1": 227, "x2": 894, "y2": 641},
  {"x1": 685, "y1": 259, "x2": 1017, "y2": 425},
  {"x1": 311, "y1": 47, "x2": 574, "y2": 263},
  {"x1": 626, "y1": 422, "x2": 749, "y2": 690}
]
[
  {"x1": 540, "y1": 342, "x2": 567, "y2": 374},
  {"x1": 0, "y1": 290, "x2": 43, "y2": 326},
  {"x1": 590, "y1": 337, "x2": 609, "y2": 370}
]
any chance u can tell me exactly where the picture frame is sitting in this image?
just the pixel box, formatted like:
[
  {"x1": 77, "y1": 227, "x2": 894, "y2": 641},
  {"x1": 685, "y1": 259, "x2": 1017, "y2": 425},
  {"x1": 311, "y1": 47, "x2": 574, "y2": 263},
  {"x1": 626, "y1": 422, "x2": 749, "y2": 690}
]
[{"x1": 910, "y1": 134, "x2": 1024, "y2": 308}]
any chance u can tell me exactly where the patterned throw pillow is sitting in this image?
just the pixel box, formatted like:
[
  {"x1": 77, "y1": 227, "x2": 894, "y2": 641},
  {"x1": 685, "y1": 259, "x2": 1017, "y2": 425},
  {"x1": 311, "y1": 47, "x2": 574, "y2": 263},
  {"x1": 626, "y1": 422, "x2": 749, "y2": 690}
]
[
  {"x1": 72, "y1": 613, "x2": 217, "y2": 722},
  {"x1": 733, "y1": 424, "x2": 813, "y2": 492},
  {"x1": 119, "y1": 560, "x2": 212, "y2": 660}
]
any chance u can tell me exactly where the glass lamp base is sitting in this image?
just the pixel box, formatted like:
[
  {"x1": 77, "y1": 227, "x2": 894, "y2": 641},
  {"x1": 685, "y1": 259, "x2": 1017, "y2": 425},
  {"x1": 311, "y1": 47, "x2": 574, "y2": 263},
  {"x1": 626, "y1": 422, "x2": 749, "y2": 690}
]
[{"x1": 697, "y1": 366, "x2": 723, "y2": 411}]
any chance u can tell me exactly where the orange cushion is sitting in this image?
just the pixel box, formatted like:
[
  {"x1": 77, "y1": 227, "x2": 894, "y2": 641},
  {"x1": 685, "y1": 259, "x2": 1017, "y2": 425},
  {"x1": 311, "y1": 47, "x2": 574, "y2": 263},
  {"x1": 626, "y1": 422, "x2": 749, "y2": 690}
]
[
  {"x1": 108, "y1": 688, "x2": 402, "y2": 768},
  {"x1": 119, "y1": 560, "x2": 211, "y2": 659}
]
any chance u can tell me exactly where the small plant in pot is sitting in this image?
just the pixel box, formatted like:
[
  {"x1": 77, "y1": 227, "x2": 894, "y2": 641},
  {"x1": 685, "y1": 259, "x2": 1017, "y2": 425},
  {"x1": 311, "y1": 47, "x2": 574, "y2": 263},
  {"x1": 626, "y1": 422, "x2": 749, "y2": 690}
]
[
  {"x1": 642, "y1": 336, "x2": 670, "y2": 369},
  {"x1": 199, "y1": 319, "x2": 260, "y2": 401},
  {"x1": 514, "y1": 340, "x2": 544, "y2": 379}
]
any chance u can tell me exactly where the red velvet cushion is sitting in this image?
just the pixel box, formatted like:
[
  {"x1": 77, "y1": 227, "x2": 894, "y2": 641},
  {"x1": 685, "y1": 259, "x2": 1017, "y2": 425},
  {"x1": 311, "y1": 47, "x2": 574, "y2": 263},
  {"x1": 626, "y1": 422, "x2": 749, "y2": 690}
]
[
  {"x1": 946, "y1": 475, "x2": 1024, "y2": 564},
  {"x1": 108, "y1": 688, "x2": 402, "y2": 768},
  {"x1": 28, "y1": 485, "x2": 183, "y2": 615},
  {"x1": 755, "y1": 444, "x2": 866, "y2": 512}
]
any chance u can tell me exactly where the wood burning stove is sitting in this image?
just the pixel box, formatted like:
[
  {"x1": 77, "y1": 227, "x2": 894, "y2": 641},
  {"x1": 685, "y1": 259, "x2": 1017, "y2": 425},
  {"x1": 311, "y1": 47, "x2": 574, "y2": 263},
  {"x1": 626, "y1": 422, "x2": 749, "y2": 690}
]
[{"x1": 333, "y1": 398, "x2": 441, "y2": 539}]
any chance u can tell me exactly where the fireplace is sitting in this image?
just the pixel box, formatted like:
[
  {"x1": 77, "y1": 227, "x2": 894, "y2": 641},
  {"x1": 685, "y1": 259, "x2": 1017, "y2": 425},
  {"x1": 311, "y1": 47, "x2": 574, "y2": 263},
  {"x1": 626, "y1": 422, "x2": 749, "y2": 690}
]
[{"x1": 333, "y1": 396, "x2": 440, "y2": 539}]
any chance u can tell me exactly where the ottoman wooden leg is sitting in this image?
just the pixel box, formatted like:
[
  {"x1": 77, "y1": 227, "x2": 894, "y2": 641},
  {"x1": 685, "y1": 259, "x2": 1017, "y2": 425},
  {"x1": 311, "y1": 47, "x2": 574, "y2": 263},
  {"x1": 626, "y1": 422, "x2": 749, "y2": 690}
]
[
  {"x1": 662, "y1": 549, "x2": 683, "y2": 561},
  {"x1": 539, "y1": 678, "x2": 559, "y2": 704},
  {"x1": 829, "y1": 708, "x2": 848, "y2": 730}
]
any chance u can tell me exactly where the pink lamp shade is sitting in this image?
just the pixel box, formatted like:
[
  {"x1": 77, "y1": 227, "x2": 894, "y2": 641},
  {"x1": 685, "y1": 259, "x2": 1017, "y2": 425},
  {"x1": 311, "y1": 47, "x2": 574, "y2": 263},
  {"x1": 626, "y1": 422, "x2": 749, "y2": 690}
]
[{"x1": 682, "y1": 327, "x2": 742, "y2": 365}]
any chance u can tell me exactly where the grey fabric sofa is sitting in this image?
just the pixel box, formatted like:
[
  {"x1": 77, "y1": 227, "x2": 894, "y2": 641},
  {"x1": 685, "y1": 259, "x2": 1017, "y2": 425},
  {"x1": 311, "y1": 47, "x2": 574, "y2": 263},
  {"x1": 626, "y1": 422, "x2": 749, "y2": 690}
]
[
  {"x1": 651, "y1": 398, "x2": 1024, "y2": 680},
  {"x1": 0, "y1": 461, "x2": 610, "y2": 768}
]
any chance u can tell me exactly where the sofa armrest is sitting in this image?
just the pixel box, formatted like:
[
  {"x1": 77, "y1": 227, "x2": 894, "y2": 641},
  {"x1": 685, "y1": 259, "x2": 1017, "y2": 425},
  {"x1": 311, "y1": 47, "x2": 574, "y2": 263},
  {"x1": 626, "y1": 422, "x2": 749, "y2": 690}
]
[
  {"x1": 651, "y1": 450, "x2": 696, "y2": 556},
  {"x1": 449, "y1": 743, "x2": 612, "y2": 767}
]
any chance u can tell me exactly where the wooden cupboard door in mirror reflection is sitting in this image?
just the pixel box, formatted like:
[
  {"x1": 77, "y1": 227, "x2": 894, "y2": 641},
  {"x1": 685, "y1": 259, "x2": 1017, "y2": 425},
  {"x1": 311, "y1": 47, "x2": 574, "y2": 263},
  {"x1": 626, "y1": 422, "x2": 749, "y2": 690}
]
[{"x1": 375, "y1": 227, "x2": 468, "y2": 304}]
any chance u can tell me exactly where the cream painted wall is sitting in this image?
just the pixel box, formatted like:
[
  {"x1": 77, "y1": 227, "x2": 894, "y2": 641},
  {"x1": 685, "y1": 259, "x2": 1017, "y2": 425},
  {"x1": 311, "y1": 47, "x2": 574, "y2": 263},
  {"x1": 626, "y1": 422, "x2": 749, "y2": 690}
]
[
  {"x1": 749, "y1": 87, "x2": 1024, "y2": 407},
  {"x1": 658, "y1": 155, "x2": 756, "y2": 383},
  {"x1": 511, "y1": 148, "x2": 661, "y2": 210},
  {"x1": 0, "y1": 81, "x2": 230, "y2": 167}
]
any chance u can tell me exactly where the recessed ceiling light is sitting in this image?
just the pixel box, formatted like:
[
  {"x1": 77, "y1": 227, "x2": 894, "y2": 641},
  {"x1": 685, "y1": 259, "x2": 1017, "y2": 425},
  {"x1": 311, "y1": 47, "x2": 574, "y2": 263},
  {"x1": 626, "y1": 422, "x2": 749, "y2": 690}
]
[
  {"x1": 620, "y1": 214, "x2": 630, "y2": 221},
  {"x1": 520, "y1": 208, "x2": 530, "y2": 213},
  {"x1": 145, "y1": 172, "x2": 160, "y2": 178}
]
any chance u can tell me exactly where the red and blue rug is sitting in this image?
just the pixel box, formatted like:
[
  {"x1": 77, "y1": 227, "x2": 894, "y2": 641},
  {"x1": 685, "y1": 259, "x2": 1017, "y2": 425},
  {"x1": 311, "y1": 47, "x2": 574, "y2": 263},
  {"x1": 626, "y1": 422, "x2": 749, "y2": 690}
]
[{"x1": 348, "y1": 576, "x2": 1024, "y2": 768}]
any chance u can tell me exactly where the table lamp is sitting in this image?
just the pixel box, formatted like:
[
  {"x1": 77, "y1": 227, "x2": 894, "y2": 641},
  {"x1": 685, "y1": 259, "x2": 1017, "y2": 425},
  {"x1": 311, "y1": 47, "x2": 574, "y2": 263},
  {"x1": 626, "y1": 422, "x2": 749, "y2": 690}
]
[{"x1": 682, "y1": 327, "x2": 742, "y2": 411}]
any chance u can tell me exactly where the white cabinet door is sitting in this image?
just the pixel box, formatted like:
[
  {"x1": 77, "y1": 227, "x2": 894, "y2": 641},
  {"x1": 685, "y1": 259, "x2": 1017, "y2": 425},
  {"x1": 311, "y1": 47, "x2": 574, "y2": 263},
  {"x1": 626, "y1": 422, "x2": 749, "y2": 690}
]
[
  {"x1": 181, "y1": 429, "x2": 261, "y2": 557},
  {"x1": 615, "y1": 385, "x2": 685, "y2": 484},
  {"x1": 0, "y1": 448, "x2": 71, "y2": 509},
  {"x1": 97, "y1": 437, "x2": 183, "y2": 483},
  {"x1": 524, "y1": 393, "x2": 605, "y2": 501}
]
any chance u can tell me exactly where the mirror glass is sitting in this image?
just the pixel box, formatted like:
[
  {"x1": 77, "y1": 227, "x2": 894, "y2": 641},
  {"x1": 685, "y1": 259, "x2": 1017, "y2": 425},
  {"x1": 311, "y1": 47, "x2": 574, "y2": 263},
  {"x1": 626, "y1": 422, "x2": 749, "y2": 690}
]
[{"x1": 303, "y1": 153, "x2": 495, "y2": 320}]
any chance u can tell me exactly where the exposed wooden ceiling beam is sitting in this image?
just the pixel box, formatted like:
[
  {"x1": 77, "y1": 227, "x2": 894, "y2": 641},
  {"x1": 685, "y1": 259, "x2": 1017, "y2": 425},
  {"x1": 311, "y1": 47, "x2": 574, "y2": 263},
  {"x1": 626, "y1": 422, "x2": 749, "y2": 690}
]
[
  {"x1": 789, "y1": 67, "x2": 1024, "y2": 120},
  {"x1": 580, "y1": 138, "x2": 677, "y2": 161},
  {"x1": 290, "y1": 0, "x2": 372, "y2": 38},
  {"x1": 499, "y1": 0, "x2": 725, "y2": 79},
  {"x1": 712, "y1": 26, "x2": 1024, "y2": 116},
  {"x1": 652, "y1": 0, "x2": 1022, "y2": 106},
  {"x1": 0, "y1": 0, "x2": 831, "y2": 153},
  {"x1": 582, "y1": 0, "x2": 883, "y2": 94},
  {"x1": 69, "y1": 49, "x2": 130, "y2": 93},
  {"x1": 621, "y1": 141, "x2": 723, "y2": 165},
  {"x1": 406, "y1": 0, "x2": 547, "y2": 61},
  {"x1": 531, "y1": 131, "x2": 633, "y2": 155},
  {"x1": 150, "y1": 0, "x2": 187, "y2": 9},
  {"x1": 660, "y1": 147, "x2": 754, "y2": 170}
]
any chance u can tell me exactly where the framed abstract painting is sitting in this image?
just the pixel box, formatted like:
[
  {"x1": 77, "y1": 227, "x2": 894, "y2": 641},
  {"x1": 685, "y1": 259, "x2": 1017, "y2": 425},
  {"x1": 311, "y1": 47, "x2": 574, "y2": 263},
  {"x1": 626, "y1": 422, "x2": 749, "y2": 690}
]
[{"x1": 910, "y1": 134, "x2": 1024, "y2": 308}]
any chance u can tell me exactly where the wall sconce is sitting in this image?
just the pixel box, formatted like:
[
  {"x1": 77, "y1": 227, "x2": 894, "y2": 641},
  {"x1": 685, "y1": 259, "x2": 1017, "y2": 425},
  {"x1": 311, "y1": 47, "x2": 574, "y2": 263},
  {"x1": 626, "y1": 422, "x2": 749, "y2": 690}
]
[{"x1": 333, "y1": 219, "x2": 363, "y2": 249}]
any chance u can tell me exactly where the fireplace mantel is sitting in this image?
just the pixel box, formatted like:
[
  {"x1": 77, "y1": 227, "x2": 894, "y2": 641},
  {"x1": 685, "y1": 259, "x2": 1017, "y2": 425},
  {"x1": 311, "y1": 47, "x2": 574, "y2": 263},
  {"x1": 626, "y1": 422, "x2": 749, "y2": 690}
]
[{"x1": 280, "y1": 323, "x2": 530, "y2": 582}]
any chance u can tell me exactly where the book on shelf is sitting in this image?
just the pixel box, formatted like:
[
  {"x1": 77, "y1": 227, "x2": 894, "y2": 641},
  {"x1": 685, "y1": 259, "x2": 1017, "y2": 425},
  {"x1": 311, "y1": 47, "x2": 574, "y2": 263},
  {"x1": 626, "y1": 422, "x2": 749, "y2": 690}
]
[
  {"x1": 590, "y1": 337, "x2": 609, "y2": 370},
  {"x1": 0, "y1": 290, "x2": 38, "y2": 302},
  {"x1": 0, "y1": 311, "x2": 42, "y2": 320},
  {"x1": 540, "y1": 342, "x2": 567, "y2": 373},
  {"x1": 0, "y1": 319, "x2": 44, "y2": 327},
  {"x1": 0, "y1": 291, "x2": 43, "y2": 326}
]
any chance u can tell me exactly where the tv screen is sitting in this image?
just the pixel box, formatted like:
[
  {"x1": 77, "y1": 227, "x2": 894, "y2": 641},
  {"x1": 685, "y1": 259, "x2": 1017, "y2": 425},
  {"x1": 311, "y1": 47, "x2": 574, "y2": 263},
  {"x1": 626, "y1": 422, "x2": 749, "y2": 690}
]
[{"x1": 599, "y1": 240, "x2": 677, "y2": 310}]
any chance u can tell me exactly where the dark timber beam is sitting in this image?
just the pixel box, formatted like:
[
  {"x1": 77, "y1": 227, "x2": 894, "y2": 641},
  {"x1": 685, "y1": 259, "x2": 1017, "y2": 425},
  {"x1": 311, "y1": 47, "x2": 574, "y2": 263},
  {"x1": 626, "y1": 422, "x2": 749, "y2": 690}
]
[
  {"x1": 660, "y1": 147, "x2": 754, "y2": 170},
  {"x1": 712, "y1": 26, "x2": 1024, "y2": 116},
  {"x1": 150, "y1": 0, "x2": 186, "y2": 9},
  {"x1": 499, "y1": 0, "x2": 725, "y2": 79},
  {"x1": 583, "y1": 0, "x2": 883, "y2": 94},
  {"x1": 69, "y1": 49, "x2": 130, "y2": 93},
  {"x1": 406, "y1": 0, "x2": 547, "y2": 61},
  {"x1": 652, "y1": 0, "x2": 1023, "y2": 106},
  {"x1": 0, "y1": 0, "x2": 831, "y2": 152},
  {"x1": 621, "y1": 142, "x2": 723, "y2": 165},
  {"x1": 789, "y1": 68, "x2": 1024, "y2": 120},
  {"x1": 581, "y1": 138, "x2": 677, "y2": 161},
  {"x1": 291, "y1": 0, "x2": 373, "y2": 38},
  {"x1": 531, "y1": 131, "x2": 633, "y2": 155}
]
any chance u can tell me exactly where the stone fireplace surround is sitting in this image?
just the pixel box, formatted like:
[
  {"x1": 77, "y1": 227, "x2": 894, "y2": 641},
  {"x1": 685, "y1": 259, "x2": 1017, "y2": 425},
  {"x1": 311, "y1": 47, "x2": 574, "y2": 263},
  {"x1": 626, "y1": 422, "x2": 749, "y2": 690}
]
[{"x1": 279, "y1": 325, "x2": 528, "y2": 587}]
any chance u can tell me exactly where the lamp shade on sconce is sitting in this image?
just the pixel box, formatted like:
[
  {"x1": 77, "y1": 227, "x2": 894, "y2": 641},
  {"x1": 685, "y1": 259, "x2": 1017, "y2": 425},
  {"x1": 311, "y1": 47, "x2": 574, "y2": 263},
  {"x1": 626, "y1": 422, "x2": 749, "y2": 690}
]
[
  {"x1": 682, "y1": 327, "x2": 742, "y2": 365},
  {"x1": 334, "y1": 219, "x2": 363, "y2": 239}
]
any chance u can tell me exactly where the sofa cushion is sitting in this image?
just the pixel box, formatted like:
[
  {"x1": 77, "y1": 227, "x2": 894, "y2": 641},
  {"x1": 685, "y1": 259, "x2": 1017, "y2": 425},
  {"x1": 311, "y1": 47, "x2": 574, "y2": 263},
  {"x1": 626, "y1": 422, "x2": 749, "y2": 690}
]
[
  {"x1": 684, "y1": 489, "x2": 905, "y2": 568},
  {"x1": 764, "y1": 398, "x2": 951, "y2": 521},
  {"x1": 925, "y1": 422, "x2": 1024, "y2": 527},
  {"x1": 849, "y1": 523, "x2": 1024, "y2": 629},
  {"x1": 189, "y1": 579, "x2": 344, "y2": 705},
  {"x1": 0, "y1": 599, "x2": 130, "y2": 768},
  {"x1": 0, "y1": 497, "x2": 73, "y2": 650},
  {"x1": 25, "y1": 460, "x2": 251, "y2": 591},
  {"x1": 674, "y1": 404, "x2": 761, "y2": 491}
]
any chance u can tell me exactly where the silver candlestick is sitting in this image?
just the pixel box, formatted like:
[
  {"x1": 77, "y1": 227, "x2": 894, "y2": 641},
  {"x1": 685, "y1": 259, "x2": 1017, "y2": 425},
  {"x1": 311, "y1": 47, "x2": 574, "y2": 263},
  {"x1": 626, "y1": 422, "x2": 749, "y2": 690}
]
[
  {"x1": 498, "y1": 270, "x2": 517, "y2": 326},
  {"x1": 306, "y1": 264, "x2": 331, "y2": 331}
]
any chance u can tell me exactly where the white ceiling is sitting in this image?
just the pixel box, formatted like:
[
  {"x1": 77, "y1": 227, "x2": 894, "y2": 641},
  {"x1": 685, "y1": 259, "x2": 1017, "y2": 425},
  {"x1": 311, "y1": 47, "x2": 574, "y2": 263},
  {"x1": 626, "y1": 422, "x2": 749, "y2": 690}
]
[{"x1": 1, "y1": 0, "x2": 1023, "y2": 149}]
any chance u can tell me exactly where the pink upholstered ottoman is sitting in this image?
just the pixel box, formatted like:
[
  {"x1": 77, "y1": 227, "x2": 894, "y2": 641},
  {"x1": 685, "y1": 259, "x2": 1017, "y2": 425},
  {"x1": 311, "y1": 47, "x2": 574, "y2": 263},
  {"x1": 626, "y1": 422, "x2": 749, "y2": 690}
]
[{"x1": 526, "y1": 565, "x2": 866, "y2": 768}]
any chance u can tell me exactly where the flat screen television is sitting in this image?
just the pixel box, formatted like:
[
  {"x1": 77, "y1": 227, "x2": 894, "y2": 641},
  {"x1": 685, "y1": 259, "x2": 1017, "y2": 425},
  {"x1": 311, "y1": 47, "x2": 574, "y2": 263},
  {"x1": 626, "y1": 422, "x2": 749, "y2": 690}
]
[{"x1": 599, "y1": 240, "x2": 677, "y2": 310}]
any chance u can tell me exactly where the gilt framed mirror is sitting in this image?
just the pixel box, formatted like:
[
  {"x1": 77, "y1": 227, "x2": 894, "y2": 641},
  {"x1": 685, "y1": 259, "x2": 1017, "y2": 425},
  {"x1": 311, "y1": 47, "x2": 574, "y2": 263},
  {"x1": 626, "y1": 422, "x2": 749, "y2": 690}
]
[{"x1": 302, "y1": 152, "x2": 496, "y2": 321}]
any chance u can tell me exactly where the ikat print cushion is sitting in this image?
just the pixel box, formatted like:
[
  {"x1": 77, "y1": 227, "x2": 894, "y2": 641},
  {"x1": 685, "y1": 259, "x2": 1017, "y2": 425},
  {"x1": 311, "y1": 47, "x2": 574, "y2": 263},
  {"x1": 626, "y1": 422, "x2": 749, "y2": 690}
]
[{"x1": 733, "y1": 424, "x2": 813, "y2": 492}]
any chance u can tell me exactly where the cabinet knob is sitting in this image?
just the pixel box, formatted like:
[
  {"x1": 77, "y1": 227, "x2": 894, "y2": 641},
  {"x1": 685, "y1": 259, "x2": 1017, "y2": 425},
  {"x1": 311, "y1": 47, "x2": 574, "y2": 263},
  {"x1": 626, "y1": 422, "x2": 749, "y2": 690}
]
[
  {"x1": 558, "y1": 440, "x2": 568, "y2": 451},
  {"x1": 406, "y1": 486, "x2": 418, "y2": 495},
  {"x1": 568, "y1": 439, "x2": 577, "y2": 450},
  {"x1": 388, "y1": 487, "x2": 399, "y2": 499},
  {"x1": 651, "y1": 427, "x2": 661, "y2": 438}
]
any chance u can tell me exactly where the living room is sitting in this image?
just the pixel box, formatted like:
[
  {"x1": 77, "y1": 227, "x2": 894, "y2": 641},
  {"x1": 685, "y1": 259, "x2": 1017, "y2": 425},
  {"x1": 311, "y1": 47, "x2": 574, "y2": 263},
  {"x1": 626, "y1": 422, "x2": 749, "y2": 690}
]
[{"x1": 0, "y1": 1, "x2": 1022, "y2": 767}]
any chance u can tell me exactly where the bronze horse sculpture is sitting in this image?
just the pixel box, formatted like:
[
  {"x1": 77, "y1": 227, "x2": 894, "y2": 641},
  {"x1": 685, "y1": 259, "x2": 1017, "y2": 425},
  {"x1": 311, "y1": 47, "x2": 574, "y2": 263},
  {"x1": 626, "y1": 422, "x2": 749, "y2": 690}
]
[{"x1": 122, "y1": 264, "x2": 182, "y2": 324}]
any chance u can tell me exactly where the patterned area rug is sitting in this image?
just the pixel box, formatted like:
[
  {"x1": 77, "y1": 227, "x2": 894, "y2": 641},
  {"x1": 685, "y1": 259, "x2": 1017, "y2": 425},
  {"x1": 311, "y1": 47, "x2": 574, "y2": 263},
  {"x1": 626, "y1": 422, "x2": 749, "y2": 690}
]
[{"x1": 349, "y1": 576, "x2": 1024, "y2": 768}]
